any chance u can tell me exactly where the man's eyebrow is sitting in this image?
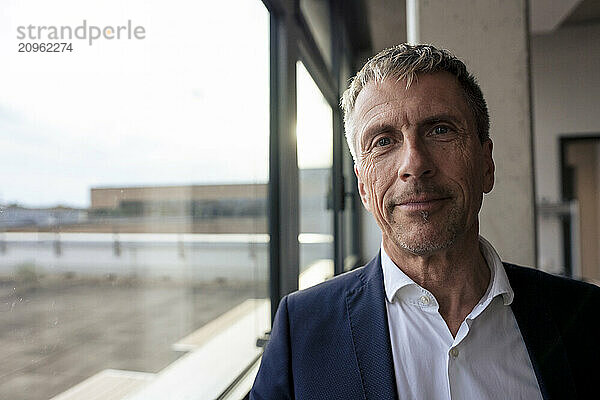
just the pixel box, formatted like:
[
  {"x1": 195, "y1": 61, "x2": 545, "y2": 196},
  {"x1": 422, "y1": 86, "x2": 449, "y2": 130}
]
[
  {"x1": 361, "y1": 124, "x2": 398, "y2": 140},
  {"x1": 417, "y1": 113, "x2": 462, "y2": 126},
  {"x1": 360, "y1": 113, "x2": 464, "y2": 142}
]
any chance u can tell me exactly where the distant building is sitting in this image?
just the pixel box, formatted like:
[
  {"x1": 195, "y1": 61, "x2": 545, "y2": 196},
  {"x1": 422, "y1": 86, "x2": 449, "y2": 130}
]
[
  {"x1": 85, "y1": 183, "x2": 269, "y2": 234},
  {"x1": 2, "y1": 168, "x2": 332, "y2": 234},
  {"x1": 0, "y1": 205, "x2": 86, "y2": 230}
]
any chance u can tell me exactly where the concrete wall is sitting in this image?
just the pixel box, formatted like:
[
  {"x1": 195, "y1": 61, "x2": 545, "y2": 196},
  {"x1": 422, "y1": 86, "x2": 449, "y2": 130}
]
[
  {"x1": 417, "y1": 0, "x2": 535, "y2": 266},
  {"x1": 359, "y1": 0, "x2": 537, "y2": 265},
  {"x1": 531, "y1": 22, "x2": 600, "y2": 273}
]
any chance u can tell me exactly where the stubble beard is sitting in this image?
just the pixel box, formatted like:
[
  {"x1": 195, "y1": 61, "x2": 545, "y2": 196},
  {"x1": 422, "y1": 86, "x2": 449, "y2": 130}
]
[{"x1": 388, "y1": 203, "x2": 464, "y2": 256}]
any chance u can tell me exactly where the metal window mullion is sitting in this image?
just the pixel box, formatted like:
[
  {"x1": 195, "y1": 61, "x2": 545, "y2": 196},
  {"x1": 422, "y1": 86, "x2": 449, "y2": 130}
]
[
  {"x1": 330, "y1": 0, "x2": 344, "y2": 276},
  {"x1": 268, "y1": 1, "x2": 300, "y2": 323}
]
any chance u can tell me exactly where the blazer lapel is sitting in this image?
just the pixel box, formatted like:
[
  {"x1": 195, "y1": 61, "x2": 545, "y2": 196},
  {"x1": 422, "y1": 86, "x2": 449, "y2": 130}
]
[
  {"x1": 505, "y1": 264, "x2": 577, "y2": 399},
  {"x1": 346, "y1": 254, "x2": 398, "y2": 400}
]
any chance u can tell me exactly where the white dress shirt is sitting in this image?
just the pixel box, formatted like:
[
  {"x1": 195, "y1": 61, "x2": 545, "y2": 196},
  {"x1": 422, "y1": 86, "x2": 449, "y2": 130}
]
[{"x1": 382, "y1": 237, "x2": 543, "y2": 400}]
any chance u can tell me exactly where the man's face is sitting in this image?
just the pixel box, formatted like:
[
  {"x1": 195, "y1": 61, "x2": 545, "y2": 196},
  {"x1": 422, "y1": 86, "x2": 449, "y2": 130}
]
[{"x1": 353, "y1": 72, "x2": 494, "y2": 255}]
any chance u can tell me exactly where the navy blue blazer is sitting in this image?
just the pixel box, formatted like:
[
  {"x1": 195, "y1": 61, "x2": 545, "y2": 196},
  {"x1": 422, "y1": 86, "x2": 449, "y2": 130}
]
[{"x1": 250, "y1": 254, "x2": 600, "y2": 400}]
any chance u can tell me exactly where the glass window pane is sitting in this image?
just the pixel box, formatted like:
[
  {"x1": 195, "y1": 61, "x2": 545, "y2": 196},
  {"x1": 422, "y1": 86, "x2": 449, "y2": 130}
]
[
  {"x1": 0, "y1": 1, "x2": 270, "y2": 399},
  {"x1": 296, "y1": 61, "x2": 334, "y2": 289}
]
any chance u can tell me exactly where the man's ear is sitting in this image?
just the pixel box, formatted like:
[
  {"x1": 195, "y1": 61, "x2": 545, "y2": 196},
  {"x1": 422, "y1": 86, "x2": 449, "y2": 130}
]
[
  {"x1": 354, "y1": 164, "x2": 371, "y2": 211},
  {"x1": 482, "y1": 139, "x2": 495, "y2": 194}
]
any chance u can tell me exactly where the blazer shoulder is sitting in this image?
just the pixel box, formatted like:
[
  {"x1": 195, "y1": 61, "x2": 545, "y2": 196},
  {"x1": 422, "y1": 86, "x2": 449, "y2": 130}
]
[
  {"x1": 286, "y1": 255, "x2": 381, "y2": 309},
  {"x1": 288, "y1": 265, "x2": 366, "y2": 304},
  {"x1": 504, "y1": 262, "x2": 600, "y2": 296},
  {"x1": 504, "y1": 262, "x2": 600, "y2": 320}
]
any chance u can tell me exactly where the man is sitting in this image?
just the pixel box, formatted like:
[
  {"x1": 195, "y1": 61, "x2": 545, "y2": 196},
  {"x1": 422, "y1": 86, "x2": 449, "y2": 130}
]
[{"x1": 251, "y1": 44, "x2": 600, "y2": 399}]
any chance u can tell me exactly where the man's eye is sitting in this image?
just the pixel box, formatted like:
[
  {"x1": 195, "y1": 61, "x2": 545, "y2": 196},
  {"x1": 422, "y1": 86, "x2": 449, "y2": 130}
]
[
  {"x1": 433, "y1": 126, "x2": 450, "y2": 135},
  {"x1": 376, "y1": 137, "x2": 391, "y2": 147}
]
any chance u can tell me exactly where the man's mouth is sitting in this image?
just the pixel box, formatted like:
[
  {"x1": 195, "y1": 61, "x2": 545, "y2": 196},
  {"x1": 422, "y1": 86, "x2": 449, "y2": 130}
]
[{"x1": 397, "y1": 195, "x2": 451, "y2": 211}]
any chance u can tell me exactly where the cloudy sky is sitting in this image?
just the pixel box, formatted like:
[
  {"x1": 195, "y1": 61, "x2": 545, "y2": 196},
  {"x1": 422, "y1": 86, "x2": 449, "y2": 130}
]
[{"x1": 0, "y1": 0, "x2": 334, "y2": 208}]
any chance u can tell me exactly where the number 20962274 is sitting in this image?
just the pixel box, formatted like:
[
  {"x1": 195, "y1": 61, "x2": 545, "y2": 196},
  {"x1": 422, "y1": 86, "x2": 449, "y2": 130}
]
[{"x1": 18, "y1": 42, "x2": 73, "y2": 52}]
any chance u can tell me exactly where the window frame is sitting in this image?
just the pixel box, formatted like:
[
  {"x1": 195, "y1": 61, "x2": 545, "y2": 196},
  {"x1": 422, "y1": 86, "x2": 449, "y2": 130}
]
[{"x1": 263, "y1": 0, "x2": 365, "y2": 322}]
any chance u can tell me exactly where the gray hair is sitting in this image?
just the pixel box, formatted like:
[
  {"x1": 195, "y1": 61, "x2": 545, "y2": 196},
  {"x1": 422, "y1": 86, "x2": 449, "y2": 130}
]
[{"x1": 341, "y1": 43, "x2": 489, "y2": 161}]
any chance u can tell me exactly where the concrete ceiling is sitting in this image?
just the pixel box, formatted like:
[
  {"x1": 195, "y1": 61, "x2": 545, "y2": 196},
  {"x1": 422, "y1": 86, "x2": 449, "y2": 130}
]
[
  {"x1": 529, "y1": 0, "x2": 581, "y2": 33},
  {"x1": 561, "y1": 0, "x2": 600, "y2": 27},
  {"x1": 364, "y1": 0, "x2": 600, "y2": 53}
]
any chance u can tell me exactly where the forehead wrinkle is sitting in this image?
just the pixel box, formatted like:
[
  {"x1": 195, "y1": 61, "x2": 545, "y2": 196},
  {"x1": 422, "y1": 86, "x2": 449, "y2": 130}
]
[
  {"x1": 353, "y1": 82, "x2": 406, "y2": 125},
  {"x1": 365, "y1": 104, "x2": 408, "y2": 128}
]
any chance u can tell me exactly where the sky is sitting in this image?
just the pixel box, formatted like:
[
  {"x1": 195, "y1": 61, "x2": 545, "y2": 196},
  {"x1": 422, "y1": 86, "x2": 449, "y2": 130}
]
[{"x1": 0, "y1": 0, "x2": 284, "y2": 208}]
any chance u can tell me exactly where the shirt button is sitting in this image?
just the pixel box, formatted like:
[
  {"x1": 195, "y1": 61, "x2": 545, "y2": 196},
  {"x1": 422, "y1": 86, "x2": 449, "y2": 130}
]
[
  {"x1": 449, "y1": 347, "x2": 459, "y2": 358},
  {"x1": 419, "y1": 295, "x2": 431, "y2": 306}
]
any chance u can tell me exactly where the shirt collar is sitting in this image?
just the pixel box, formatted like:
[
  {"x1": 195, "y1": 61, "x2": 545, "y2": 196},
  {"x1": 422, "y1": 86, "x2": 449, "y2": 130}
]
[
  {"x1": 381, "y1": 244, "x2": 416, "y2": 303},
  {"x1": 478, "y1": 236, "x2": 514, "y2": 305},
  {"x1": 381, "y1": 236, "x2": 514, "y2": 306}
]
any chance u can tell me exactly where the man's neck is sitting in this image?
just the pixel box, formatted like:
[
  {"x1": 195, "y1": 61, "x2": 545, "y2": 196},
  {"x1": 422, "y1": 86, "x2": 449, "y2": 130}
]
[{"x1": 382, "y1": 230, "x2": 490, "y2": 337}]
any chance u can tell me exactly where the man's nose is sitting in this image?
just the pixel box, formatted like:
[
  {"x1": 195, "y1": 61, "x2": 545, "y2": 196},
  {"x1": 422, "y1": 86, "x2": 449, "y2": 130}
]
[{"x1": 397, "y1": 138, "x2": 435, "y2": 181}]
